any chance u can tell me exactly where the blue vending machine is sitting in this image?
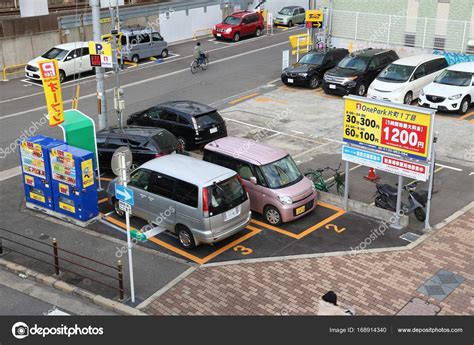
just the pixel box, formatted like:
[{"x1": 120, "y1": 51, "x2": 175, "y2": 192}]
[
  {"x1": 19, "y1": 135, "x2": 64, "y2": 210},
  {"x1": 50, "y1": 144, "x2": 99, "y2": 222}
]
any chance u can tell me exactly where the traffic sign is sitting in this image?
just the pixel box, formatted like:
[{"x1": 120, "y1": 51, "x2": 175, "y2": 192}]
[
  {"x1": 115, "y1": 184, "x2": 134, "y2": 206},
  {"x1": 305, "y1": 10, "x2": 323, "y2": 28},
  {"x1": 111, "y1": 146, "x2": 133, "y2": 178},
  {"x1": 118, "y1": 200, "x2": 132, "y2": 214}
]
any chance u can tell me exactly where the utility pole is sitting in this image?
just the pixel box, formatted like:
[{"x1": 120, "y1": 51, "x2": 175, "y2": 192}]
[
  {"x1": 90, "y1": 0, "x2": 108, "y2": 130},
  {"x1": 110, "y1": 0, "x2": 125, "y2": 129}
]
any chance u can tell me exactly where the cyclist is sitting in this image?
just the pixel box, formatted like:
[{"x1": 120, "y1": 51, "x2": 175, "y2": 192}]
[{"x1": 193, "y1": 42, "x2": 206, "y2": 66}]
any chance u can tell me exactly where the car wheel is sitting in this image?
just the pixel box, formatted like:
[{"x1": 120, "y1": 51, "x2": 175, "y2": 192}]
[
  {"x1": 255, "y1": 28, "x2": 262, "y2": 37},
  {"x1": 177, "y1": 225, "x2": 196, "y2": 249},
  {"x1": 403, "y1": 91, "x2": 413, "y2": 105},
  {"x1": 161, "y1": 49, "x2": 169, "y2": 58},
  {"x1": 308, "y1": 76, "x2": 320, "y2": 89},
  {"x1": 114, "y1": 199, "x2": 125, "y2": 219},
  {"x1": 177, "y1": 137, "x2": 188, "y2": 151},
  {"x1": 131, "y1": 55, "x2": 139, "y2": 64},
  {"x1": 59, "y1": 70, "x2": 66, "y2": 83},
  {"x1": 233, "y1": 32, "x2": 240, "y2": 42},
  {"x1": 356, "y1": 82, "x2": 367, "y2": 96},
  {"x1": 459, "y1": 96, "x2": 470, "y2": 115},
  {"x1": 264, "y1": 206, "x2": 282, "y2": 226},
  {"x1": 288, "y1": 20, "x2": 293, "y2": 27}
]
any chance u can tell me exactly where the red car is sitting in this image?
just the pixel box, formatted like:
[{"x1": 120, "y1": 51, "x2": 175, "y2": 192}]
[{"x1": 212, "y1": 11, "x2": 264, "y2": 42}]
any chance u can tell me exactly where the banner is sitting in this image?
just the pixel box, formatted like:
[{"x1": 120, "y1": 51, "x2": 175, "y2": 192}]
[
  {"x1": 38, "y1": 59, "x2": 64, "y2": 126},
  {"x1": 343, "y1": 96, "x2": 434, "y2": 161}
]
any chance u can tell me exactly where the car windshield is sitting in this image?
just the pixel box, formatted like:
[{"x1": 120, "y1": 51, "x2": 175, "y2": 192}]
[
  {"x1": 338, "y1": 55, "x2": 370, "y2": 72},
  {"x1": 152, "y1": 131, "x2": 178, "y2": 153},
  {"x1": 299, "y1": 53, "x2": 324, "y2": 65},
  {"x1": 377, "y1": 64, "x2": 415, "y2": 82},
  {"x1": 260, "y1": 155, "x2": 302, "y2": 189},
  {"x1": 434, "y1": 70, "x2": 472, "y2": 86},
  {"x1": 195, "y1": 111, "x2": 222, "y2": 128},
  {"x1": 278, "y1": 7, "x2": 293, "y2": 15},
  {"x1": 208, "y1": 176, "x2": 247, "y2": 215},
  {"x1": 42, "y1": 47, "x2": 68, "y2": 60},
  {"x1": 223, "y1": 16, "x2": 241, "y2": 25}
]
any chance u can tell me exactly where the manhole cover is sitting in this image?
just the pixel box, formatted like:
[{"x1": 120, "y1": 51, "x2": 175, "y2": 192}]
[
  {"x1": 438, "y1": 273, "x2": 459, "y2": 284},
  {"x1": 397, "y1": 298, "x2": 440, "y2": 315},
  {"x1": 417, "y1": 269, "x2": 464, "y2": 301},
  {"x1": 400, "y1": 232, "x2": 420, "y2": 242},
  {"x1": 425, "y1": 285, "x2": 446, "y2": 296}
]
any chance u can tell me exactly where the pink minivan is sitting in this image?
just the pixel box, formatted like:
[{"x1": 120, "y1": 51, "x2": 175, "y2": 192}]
[{"x1": 203, "y1": 137, "x2": 317, "y2": 225}]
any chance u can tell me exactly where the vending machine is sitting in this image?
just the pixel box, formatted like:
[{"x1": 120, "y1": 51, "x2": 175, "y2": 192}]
[
  {"x1": 50, "y1": 144, "x2": 99, "y2": 222},
  {"x1": 19, "y1": 135, "x2": 65, "y2": 210}
]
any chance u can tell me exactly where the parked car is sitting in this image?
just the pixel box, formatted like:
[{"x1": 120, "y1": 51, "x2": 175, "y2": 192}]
[
  {"x1": 273, "y1": 6, "x2": 306, "y2": 27},
  {"x1": 203, "y1": 137, "x2": 317, "y2": 225},
  {"x1": 368, "y1": 54, "x2": 448, "y2": 104},
  {"x1": 102, "y1": 26, "x2": 168, "y2": 63},
  {"x1": 106, "y1": 154, "x2": 252, "y2": 249},
  {"x1": 419, "y1": 61, "x2": 474, "y2": 114},
  {"x1": 212, "y1": 11, "x2": 264, "y2": 42},
  {"x1": 96, "y1": 126, "x2": 178, "y2": 170},
  {"x1": 126, "y1": 100, "x2": 227, "y2": 151},
  {"x1": 25, "y1": 42, "x2": 92, "y2": 83},
  {"x1": 323, "y1": 48, "x2": 399, "y2": 96},
  {"x1": 281, "y1": 48, "x2": 348, "y2": 88}
]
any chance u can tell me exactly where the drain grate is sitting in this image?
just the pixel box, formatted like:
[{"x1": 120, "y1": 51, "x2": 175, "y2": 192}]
[
  {"x1": 417, "y1": 269, "x2": 464, "y2": 301},
  {"x1": 400, "y1": 232, "x2": 420, "y2": 243}
]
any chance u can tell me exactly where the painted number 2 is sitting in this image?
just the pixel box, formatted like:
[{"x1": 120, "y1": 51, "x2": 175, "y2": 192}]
[
  {"x1": 325, "y1": 224, "x2": 346, "y2": 233},
  {"x1": 233, "y1": 245, "x2": 253, "y2": 255}
]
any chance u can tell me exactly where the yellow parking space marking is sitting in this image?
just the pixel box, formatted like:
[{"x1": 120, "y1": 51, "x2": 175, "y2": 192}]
[
  {"x1": 458, "y1": 111, "x2": 474, "y2": 120},
  {"x1": 99, "y1": 177, "x2": 113, "y2": 181},
  {"x1": 251, "y1": 201, "x2": 346, "y2": 240},
  {"x1": 228, "y1": 92, "x2": 260, "y2": 105},
  {"x1": 100, "y1": 213, "x2": 261, "y2": 264},
  {"x1": 124, "y1": 61, "x2": 138, "y2": 68},
  {"x1": 148, "y1": 57, "x2": 157, "y2": 61},
  {"x1": 470, "y1": 119, "x2": 474, "y2": 124},
  {"x1": 99, "y1": 197, "x2": 108, "y2": 204},
  {"x1": 254, "y1": 96, "x2": 288, "y2": 104}
]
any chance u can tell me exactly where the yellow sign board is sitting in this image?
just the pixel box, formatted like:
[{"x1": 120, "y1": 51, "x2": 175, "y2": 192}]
[
  {"x1": 306, "y1": 10, "x2": 323, "y2": 22},
  {"x1": 88, "y1": 41, "x2": 113, "y2": 68},
  {"x1": 343, "y1": 97, "x2": 433, "y2": 161},
  {"x1": 59, "y1": 201, "x2": 75, "y2": 213},
  {"x1": 38, "y1": 59, "x2": 64, "y2": 126},
  {"x1": 81, "y1": 159, "x2": 94, "y2": 188},
  {"x1": 30, "y1": 191, "x2": 45, "y2": 203}
]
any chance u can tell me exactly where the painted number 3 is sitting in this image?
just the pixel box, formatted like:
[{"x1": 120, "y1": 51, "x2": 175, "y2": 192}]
[{"x1": 233, "y1": 245, "x2": 253, "y2": 255}]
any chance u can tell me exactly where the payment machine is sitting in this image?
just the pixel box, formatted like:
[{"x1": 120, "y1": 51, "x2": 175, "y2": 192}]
[
  {"x1": 19, "y1": 135, "x2": 64, "y2": 210},
  {"x1": 50, "y1": 144, "x2": 99, "y2": 222}
]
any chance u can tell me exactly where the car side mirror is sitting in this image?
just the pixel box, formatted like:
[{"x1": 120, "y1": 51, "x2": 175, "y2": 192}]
[{"x1": 250, "y1": 176, "x2": 257, "y2": 185}]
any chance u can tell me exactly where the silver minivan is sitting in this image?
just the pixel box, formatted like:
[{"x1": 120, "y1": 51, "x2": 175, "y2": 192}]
[{"x1": 107, "y1": 154, "x2": 251, "y2": 249}]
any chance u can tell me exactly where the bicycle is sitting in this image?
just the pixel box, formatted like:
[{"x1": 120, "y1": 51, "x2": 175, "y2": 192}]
[
  {"x1": 304, "y1": 163, "x2": 346, "y2": 196},
  {"x1": 190, "y1": 53, "x2": 209, "y2": 74}
]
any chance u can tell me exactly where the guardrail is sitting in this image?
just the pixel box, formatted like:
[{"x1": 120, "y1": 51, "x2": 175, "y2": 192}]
[
  {"x1": 3, "y1": 63, "x2": 26, "y2": 82},
  {"x1": 193, "y1": 28, "x2": 212, "y2": 40},
  {"x1": 0, "y1": 227, "x2": 125, "y2": 300}
]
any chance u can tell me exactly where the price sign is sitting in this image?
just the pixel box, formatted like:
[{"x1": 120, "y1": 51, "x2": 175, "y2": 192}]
[{"x1": 343, "y1": 96, "x2": 434, "y2": 161}]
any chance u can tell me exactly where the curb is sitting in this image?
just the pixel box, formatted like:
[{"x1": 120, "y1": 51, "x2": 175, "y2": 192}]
[{"x1": 0, "y1": 258, "x2": 147, "y2": 316}]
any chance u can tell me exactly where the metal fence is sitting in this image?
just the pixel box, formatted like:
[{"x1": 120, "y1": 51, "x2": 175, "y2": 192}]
[{"x1": 330, "y1": 10, "x2": 474, "y2": 54}]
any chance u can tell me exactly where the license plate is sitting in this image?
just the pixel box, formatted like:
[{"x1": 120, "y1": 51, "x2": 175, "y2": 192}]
[
  {"x1": 287, "y1": 78, "x2": 294, "y2": 83},
  {"x1": 217, "y1": 33, "x2": 222, "y2": 37},
  {"x1": 329, "y1": 84, "x2": 336, "y2": 89},
  {"x1": 225, "y1": 207, "x2": 240, "y2": 221},
  {"x1": 295, "y1": 205, "x2": 306, "y2": 215},
  {"x1": 210, "y1": 127, "x2": 218, "y2": 134}
]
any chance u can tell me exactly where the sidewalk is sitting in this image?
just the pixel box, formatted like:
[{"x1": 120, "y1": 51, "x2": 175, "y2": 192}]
[{"x1": 144, "y1": 205, "x2": 474, "y2": 315}]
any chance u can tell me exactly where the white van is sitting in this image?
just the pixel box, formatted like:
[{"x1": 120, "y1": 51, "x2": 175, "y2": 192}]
[
  {"x1": 419, "y1": 62, "x2": 474, "y2": 114},
  {"x1": 25, "y1": 42, "x2": 92, "y2": 83},
  {"x1": 367, "y1": 54, "x2": 448, "y2": 104}
]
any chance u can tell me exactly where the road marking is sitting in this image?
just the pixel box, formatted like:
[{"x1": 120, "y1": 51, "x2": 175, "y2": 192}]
[
  {"x1": 457, "y1": 111, "x2": 474, "y2": 120},
  {"x1": 435, "y1": 163, "x2": 462, "y2": 172},
  {"x1": 228, "y1": 92, "x2": 260, "y2": 104},
  {"x1": 291, "y1": 130, "x2": 304, "y2": 134},
  {"x1": 99, "y1": 198, "x2": 108, "y2": 204},
  {"x1": 293, "y1": 143, "x2": 332, "y2": 159},
  {"x1": 253, "y1": 96, "x2": 287, "y2": 104},
  {"x1": 0, "y1": 166, "x2": 21, "y2": 182}
]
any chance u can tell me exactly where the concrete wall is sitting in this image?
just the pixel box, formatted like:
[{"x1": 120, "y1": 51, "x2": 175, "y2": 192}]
[{"x1": 250, "y1": 0, "x2": 309, "y2": 17}]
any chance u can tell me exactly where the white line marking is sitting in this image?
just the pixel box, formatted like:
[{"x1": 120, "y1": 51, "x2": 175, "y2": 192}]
[
  {"x1": 293, "y1": 143, "x2": 332, "y2": 159},
  {"x1": 435, "y1": 163, "x2": 462, "y2": 172},
  {"x1": 0, "y1": 166, "x2": 21, "y2": 182},
  {"x1": 291, "y1": 130, "x2": 304, "y2": 134}
]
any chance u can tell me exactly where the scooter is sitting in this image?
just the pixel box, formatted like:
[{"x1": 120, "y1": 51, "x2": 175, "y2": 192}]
[{"x1": 374, "y1": 181, "x2": 428, "y2": 222}]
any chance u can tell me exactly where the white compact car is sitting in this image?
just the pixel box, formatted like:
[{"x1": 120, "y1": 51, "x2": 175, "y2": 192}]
[
  {"x1": 25, "y1": 42, "x2": 92, "y2": 83},
  {"x1": 367, "y1": 54, "x2": 448, "y2": 104},
  {"x1": 419, "y1": 62, "x2": 474, "y2": 114}
]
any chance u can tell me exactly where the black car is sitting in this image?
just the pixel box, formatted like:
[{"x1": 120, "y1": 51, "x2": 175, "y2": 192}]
[
  {"x1": 96, "y1": 126, "x2": 178, "y2": 170},
  {"x1": 323, "y1": 48, "x2": 399, "y2": 96},
  {"x1": 126, "y1": 100, "x2": 227, "y2": 150},
  {"x1": 281, "y1": 48, "x2": 348, "y2": 89}
]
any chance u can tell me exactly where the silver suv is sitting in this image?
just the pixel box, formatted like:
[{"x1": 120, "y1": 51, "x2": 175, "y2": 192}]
[
  {"x1": 118, "y1": 26, "x2": 168, "y2": 63},
  {"x1": 107, "y1": 154, "x2": 251, "y2": 249}
]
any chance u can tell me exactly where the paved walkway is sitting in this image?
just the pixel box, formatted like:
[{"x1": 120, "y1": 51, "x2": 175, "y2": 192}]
[{"x1": 144, "y1": 207, "x2": 474, "y2": 315}]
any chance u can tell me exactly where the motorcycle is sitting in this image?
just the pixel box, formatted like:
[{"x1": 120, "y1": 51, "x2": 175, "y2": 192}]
[{"x1": 374, "y1": 181, "x2": 428, "y2": 222}]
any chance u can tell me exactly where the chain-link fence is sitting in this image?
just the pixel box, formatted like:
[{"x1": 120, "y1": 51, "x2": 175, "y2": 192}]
[{"x1": 331, "y1": 10, "x2": 474, "y2": 54}]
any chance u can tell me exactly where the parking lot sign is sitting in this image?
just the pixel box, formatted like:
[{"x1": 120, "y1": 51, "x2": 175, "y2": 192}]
[
  {"x1": 88, "y1": 41, "x2": 113, "y2": 68},
  {"x1": 343, "y1": 96, "x2": 435, "y2": 161},
  {"x1": 115, "y1": 184, "x2": 134, "y2": 206},
  {"x1": 305, "y1": 10, "x2": 323, "y2": 28}
]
